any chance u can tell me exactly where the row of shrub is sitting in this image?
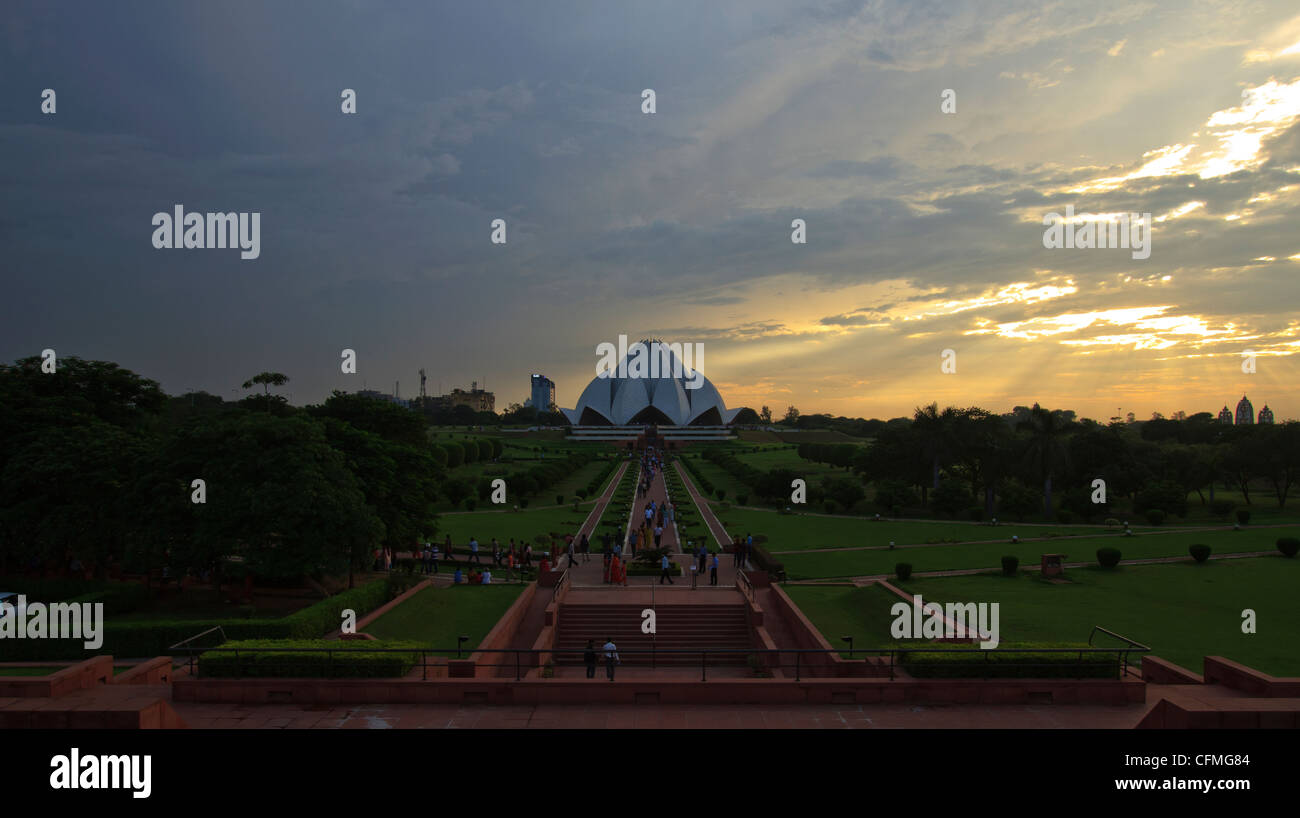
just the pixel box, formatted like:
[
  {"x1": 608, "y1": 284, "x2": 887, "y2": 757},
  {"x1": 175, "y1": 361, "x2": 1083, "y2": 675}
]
[
  {"x1": 197, "y1": 639, "x2": 425, "y2": 678},
  {"x1": 897, "y1": 642, "x2": 1119, "y2": 679},
  {"x1": 1, "y1": 579, "x2": 394, "y2": 660},
  {"x1": 892, "y1": 536, "x2": 1300, "y2": 582},
  {"x1": 582, "y1": 457, "x2": 621, "y2": 501},
  {"x1": 680, "y1": 455, "x2": 714, "y2": 496}
]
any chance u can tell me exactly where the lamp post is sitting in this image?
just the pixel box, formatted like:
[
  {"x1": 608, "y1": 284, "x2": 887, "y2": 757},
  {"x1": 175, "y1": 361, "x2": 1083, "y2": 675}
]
[
  {"x1": 456, "y1": 635, "x2": 469, "y2": 659},
  {"x1": 841, "y1": 636, "x2": 854, "y2": 659}
]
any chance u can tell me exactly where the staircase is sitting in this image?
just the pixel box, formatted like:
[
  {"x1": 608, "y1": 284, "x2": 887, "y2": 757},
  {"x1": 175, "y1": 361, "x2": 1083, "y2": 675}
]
[{"x1": 556, "y1": 599, "x2": 752, "y2": 665}]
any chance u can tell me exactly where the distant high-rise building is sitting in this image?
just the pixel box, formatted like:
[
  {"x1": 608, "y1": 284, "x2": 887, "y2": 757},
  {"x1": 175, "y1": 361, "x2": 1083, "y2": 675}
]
[
  {"x1": 1258, "y1": 404, "x2": 1274, "y2": 424},
  {"x1": 1218, "y1": 405, "x2": 1233, "y2": 424},
  {"x1": 530, "y1": 374, "x2": 556, "y2": 413},
  {"x1": 1236, "y1": 395, "x2": 1255, "y2": 425}
]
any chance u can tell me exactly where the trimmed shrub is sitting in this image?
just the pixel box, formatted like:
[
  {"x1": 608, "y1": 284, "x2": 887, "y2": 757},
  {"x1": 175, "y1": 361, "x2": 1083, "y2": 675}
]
[
  {"x1": 556, "y1": 495, "x2": 564, "y2": 506},
  {"x1": 198, "y1": 639, "x2": 425, "y2": 678},
  {"x1": 1001, "y1": 555, "x2": 1019, "y2": 576},
  {"x1": 1236, "y1": 509, "x2": 1251, "y2": 525},
  {"x1": 1188, "y1": 544, "x2": 1211, "y2": 563},
  {"x1": 1277, "y1": 537, "x2": 1300, "y2": 558},
  {"x1": 895, "y1": 562, "x2": 913, "y2": 581},
  {"x1": 1144, "y1": 509, "x2": 1165, "y2": 526},
  {"x1": 1096, "y1": 547, "x2": 1122, "y2": 568},
  {"x1": 898, "y1": 642, "x2": 1116, "y2": 679},
  {"x1": 1209, "y1": 499, "x2": 1236, "y2": 517}
]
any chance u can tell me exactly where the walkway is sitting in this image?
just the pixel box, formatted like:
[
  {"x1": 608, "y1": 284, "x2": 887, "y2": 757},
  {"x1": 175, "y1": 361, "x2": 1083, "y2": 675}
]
[
  {"x1": 170, "y1": 698, "x2": 1150, "y2": 729},
  {"x1": 562, "y1": 457, "x2": 693, "y2": 586}
]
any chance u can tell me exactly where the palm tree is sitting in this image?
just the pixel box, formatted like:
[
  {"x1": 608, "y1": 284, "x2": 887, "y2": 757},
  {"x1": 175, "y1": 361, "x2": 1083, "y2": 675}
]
[
  {"x1": 1017, "y1": 403, "x2": 1073, "y2": 518},
  {"x1": 912, "y1": 403, "x2": 960, "y2": 507}
]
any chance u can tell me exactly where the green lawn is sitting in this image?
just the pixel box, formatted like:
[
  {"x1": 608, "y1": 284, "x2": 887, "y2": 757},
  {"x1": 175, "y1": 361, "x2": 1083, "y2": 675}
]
[
  {"x1": 778, "y1": 526, "x2": 1296, "y2": 580},
  {"x1": 781, "y1": 584, "x2": 902, "y2": 654},
  {"x1": 719, "y1": 507, "x2": 1135, "y2": 553},
  {"x1": 363, "y1": 584, "x2": 525, "y2": 651},
  {"x1": 893, "y1": 556, "x2": 1300, "y2": 676}
]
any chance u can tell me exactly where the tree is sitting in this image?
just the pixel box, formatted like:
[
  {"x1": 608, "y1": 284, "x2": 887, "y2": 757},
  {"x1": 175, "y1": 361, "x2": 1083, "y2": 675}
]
[
  {"x1": 759, "y1": 405, "x2": 772, "y2": 424},
  {"x1": 782, "y1": 406, "x2": 800, "y2": 425},
  {"x1": 912, "y1": 403, "x2": 960, "y2": 505},
  {"x1": 1017, "y1": 403, "x2": 1073, "y2": 517},
  {"x1": 159, "y1": 413, "x2": 382, "y2": 588},
  {"x1": 241, "y1": 372, "x2": 289, "y2": 395}
]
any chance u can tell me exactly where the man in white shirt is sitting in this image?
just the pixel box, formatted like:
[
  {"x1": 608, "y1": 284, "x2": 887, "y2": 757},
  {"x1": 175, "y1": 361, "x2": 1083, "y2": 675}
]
[
  {"x1": 469, "y1": 537, "x2": 481, "y2": 565},
  {"x1": 603, "y1": 637, "x2": 620, "y2": 680}
]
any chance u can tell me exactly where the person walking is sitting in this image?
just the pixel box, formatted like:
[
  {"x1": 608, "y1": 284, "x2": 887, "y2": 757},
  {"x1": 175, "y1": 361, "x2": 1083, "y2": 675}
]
[
  {"x1": 659, "y1": 553, "x2": 674, "y2": 584},
  {"x1": 492, "y1": 538, "x2": 502, "y2": 568},
  {"x1": 430, "y1": 543, "x2": 440, "y2": 574},
  {"x1": 710, "y1": 552, "x2": 719, "y2": 586},
  {"x1": 580, "y1": 533, "x2": 590, "y2": 563},
  {"x1": 584, "y1": 640, "x2": 598, "y2": 679},
  {"x1": 523, "y1": 543, "x2": 533, "y2": 568},
  {"x1": 468, "y1": 536, "x2": 481, "y2": 565},
  {"x1": 444, "y1": 535, "x2": 455, "y2": 566},
  {"x1": 696, "y1": 542, "x2": 707, "y2": 575},
  {"x1": 603, "y1": 637, "x2": 620, "y2": 681},
  {"x1": 653, "y1": 524, "x2": 663, "y2": 548}
]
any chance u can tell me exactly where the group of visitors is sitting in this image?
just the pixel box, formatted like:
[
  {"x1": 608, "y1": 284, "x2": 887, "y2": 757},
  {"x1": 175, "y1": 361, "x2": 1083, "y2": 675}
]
[
  {"x1": 583, "y1": 638, "x2": 621, "y2": 680},
  {"x1": 731, "y1": 533, "x2": 753, "y2": 568}
]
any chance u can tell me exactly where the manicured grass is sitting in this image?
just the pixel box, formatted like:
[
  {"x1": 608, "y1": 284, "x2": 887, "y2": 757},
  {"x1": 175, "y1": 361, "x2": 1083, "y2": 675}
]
[
  {"x1": 364, "y1": 584, "x2": 525, "y2": 651},
  {"x1": 780, "y1": 584, "x2": 902, "y2": 654},
  {"x1": 682, "y1": 454, "x2": 751, "y2": 502},
  {"x1": 436, "y1": 506, "x2": 594, "y2": 550},
  {"x1": 719, "y1": 507, "x2": 1130, "y2": 553},
  {"x1": 0, "y1": 666, "x2": 67, "y2": 676},
  {"x1": 778, "y1": 526, "x2": 1295, "y2": 580},
  {"x1": 895, "y1": 556, "x2": 1300, "y2": 676},
  {"x1": 733, "y1": 447, "x2": 849, "y2": 483}
]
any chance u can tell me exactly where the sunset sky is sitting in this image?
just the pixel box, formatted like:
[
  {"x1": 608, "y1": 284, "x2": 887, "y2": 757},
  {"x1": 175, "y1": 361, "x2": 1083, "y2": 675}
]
[{"x1": 3, "y1": 1, "x2": 1299, "y2": 421}]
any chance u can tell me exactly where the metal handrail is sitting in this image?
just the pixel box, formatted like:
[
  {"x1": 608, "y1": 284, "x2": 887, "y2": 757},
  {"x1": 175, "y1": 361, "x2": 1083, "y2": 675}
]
[
  {"x1": 178, "y1": 643, "x2": 1149, "y2": 683},
  {"x1": 169, "y1": 625, "x2": 228, "y2": 677},
  {"x1": 736, "y1": 569, "x2": 754, "y2": 603},
  {"x1": 1088, "y1": 626, "x2": 1150, "y2": 678}
]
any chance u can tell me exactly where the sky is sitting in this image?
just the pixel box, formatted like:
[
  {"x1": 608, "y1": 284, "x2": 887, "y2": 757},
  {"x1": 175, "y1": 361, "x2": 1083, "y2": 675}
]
[{"x1": 3, "y1": 0, "x2": 1299, "y2": 422}]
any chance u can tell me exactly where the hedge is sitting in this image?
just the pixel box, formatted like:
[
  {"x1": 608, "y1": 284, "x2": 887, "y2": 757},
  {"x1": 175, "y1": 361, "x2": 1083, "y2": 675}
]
[
  {"x1": 898, "y1": 642, "x2": 1119, "y2": 679},
  {"x1": 1278, "y1": 537, "x2": 1300, "y2": 558},
  {"x1": 748, "y1": 543, "x2": 785, "y2": 581},
  {"x1": 197, "y1": 639, "x2": 425, "y2": 678},
  {"x1": 1188, "y1": 544, "x2": 1211, "y2": 563},
  {"x1": 280, "y1": 580, "x2": 390, "y2": 638},
  {"x1": 0, "y1": 579, "x2": 392, "y2": 660}
]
